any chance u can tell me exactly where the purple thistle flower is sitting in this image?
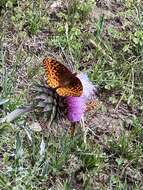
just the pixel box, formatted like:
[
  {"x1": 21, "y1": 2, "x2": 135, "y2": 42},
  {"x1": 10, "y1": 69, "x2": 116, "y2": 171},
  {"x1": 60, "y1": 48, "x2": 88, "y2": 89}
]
[{"x1": 66, "y1": 73, "x2": 96, "y2": 122}]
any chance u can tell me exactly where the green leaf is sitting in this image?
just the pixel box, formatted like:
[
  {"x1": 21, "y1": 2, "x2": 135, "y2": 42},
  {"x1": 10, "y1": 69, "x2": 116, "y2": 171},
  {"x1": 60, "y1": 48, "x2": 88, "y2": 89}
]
[
  {"x1": 0, "y1": 99, "x2": 9, "y2": 106},
  {"x1": 15, "y1": 132, "x2": 23, "y2": 159}
]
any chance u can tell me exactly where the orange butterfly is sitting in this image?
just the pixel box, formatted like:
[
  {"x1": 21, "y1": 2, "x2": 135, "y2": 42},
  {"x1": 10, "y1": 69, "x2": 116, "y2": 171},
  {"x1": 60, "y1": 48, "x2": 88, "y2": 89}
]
[{"x1": 42, "y1": 57, "x2": 83, "y2": 97}]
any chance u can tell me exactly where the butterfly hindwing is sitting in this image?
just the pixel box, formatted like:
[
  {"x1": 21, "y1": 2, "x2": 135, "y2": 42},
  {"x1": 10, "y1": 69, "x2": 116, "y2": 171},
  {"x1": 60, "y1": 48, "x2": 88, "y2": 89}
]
[{"x1": 56, "y1": 77, "x2": 83, "y2": 96}]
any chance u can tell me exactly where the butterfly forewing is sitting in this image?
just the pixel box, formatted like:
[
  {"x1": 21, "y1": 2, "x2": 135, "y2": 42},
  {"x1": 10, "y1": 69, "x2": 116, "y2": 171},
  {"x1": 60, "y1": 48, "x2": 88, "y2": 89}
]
[
  {"x1": 43, "y1": 58, "x2": 61, "y2": 88},
  {"x1": 42, "y1": 57, "x2": 83, "y2": 97}
]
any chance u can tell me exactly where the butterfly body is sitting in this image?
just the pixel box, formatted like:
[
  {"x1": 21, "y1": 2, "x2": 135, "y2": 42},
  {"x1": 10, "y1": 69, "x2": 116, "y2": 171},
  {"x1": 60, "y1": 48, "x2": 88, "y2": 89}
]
[{"x1": 42, "y1": 57, "x2": 83, "y2": 97}]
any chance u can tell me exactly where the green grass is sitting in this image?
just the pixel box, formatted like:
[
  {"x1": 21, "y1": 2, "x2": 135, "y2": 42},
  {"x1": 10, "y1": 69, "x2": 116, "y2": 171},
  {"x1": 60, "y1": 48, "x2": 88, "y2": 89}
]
[{"x1": 0, "y1": 0, "x2": 143, "y2": 189}]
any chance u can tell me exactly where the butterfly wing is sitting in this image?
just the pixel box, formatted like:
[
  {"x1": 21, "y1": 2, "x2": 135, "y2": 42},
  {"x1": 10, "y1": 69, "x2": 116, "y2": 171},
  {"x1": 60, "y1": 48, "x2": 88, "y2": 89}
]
[
  {"x1": 43, "y1": 57, "x2": 83, "y2": 97},
  {"x1": 42, "y1": 57, "x2": 73, "y2": 88},
  {"x1": 56, "y1": 77, "x2": 83, "y2": 97}
]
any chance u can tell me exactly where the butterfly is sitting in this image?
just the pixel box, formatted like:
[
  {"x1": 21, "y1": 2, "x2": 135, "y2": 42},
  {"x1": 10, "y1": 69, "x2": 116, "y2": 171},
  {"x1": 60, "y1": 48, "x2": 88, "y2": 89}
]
[{"x1": 42, "y1": 57, "x2": 83, "y2": 97}]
